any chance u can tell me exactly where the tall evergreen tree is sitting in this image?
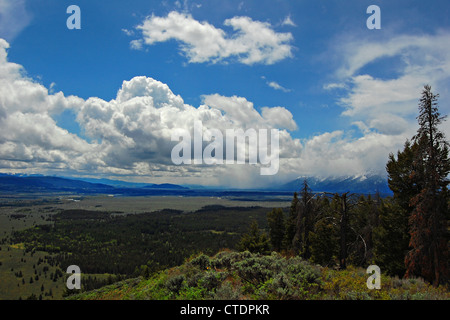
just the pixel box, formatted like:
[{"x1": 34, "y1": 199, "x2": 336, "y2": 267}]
[
  {"x1": 337, "y1": 192, "x2": 351, "y2": 270},
  {"x1": 348, "y1": 195, "x2": 380, "y2": 267},
  {"x1": 384, "y1": 140, "x2": 422, "y2": 277},
  {"x1": 267, "y1": 208, "x2": 285, "y2": 252},
  {"x1": 293, "y1": 180, "x2": 317, "y2": 259},
  {"x1": 237, "y1": 220, "x2": 270, "y2": 254},
  {"x1": 283, "y1": 192, "x2": 298, "y2": 252},
  {"x1": 406, "y1": 85, "x2": 450, "y2": 286},
  {"x1": 310, "y1": 217, "x2": 338, "y2": 267},
  {"x1": 373, "y1": 198, "x2": 410, "y2": 277},
  {"x1": 386, "y1": 140, "x2": 422, "y2": 213}
]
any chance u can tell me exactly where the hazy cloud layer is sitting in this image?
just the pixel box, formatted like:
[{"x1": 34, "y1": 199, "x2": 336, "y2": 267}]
[
  {"x1": 0, "y1": 0, "x2": 31, "y2": 41},
  {"x1": 330, "y1": 32, "x2": 450, "y2": 121},
  {"x1": 316, "y1": 31, "x2": 450, "y2": 177}
]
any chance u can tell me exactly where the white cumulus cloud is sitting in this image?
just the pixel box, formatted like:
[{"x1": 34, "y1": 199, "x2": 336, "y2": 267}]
[
  {"x1": 0, "y1": 39, "x2": 301, "y2": 187},
  {"x1": 133, "y1": 11, "x2": 294, "y2": 65}
]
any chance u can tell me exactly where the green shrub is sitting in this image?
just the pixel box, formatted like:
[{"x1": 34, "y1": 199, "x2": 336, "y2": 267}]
[
  {"x1": 189, "y1": 254, "x2": 210, "y2": 270},
  {"x1": 211, "y1": 281, "x2": 243, "y2": 300},
  {"x1": 178, "y1": 286, "x2": 207, "y2": 300},
  {"x1": 69, "y1": 249, "x2": 450, "y2": 300},
  {"x1": 234, "y1": 256, "x2": 274, "y2": 285},
  {"x1": 165, "y1": 274, "x2": 185, "y2": 294},
  {"x1": 198, "y1": 271, "x2": 225, "y2": 291},
  {"x1": 211, "y1": 250, "x2": 240, "y2": 269}
]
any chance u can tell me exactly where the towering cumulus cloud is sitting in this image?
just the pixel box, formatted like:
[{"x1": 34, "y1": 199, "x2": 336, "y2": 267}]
[{"x1": 0, "y1": 39, "x2": 90, "y2": 172}]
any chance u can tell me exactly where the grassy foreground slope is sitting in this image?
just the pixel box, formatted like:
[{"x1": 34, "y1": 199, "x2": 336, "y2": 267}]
[{"x1": 67, "y1": 250, "x2": 449, "y2": 300}]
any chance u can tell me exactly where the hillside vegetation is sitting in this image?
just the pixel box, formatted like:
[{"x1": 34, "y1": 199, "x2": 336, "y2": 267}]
[{"x1": 67, "y1": 250, "x2": 449, "y2": 300}]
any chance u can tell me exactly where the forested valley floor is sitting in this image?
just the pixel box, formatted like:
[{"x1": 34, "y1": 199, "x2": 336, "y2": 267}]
[{"x1": 0, "y1": 194, "x2": 448, "y2": 300}]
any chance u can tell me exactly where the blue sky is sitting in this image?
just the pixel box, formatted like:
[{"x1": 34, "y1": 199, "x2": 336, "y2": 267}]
[{"x1": 1, "y1": 0, "x2": 450, "y2": 187}]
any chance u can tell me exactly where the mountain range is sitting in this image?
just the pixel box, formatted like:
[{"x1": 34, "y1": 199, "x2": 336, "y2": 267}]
[
  {"x1": 0, "y1": 173, "x2": 392, "y2": 196},
  {"x1": 279, "y1": 174, "x2": 392, "y2": 195},
  {"x1": 0, "y1": 174, "x2": 186, "y2": 195}
]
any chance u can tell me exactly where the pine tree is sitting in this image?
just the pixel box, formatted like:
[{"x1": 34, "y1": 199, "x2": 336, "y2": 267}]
[
  {"x1": 348, "y1": 195, "x2": 380, "y2": 267},
  {"x1": 237, "y1": 220, "x2": 270, "y2": 254},
  {"x1": 283, "y1": 192, "x2": 298, "y2": 252},
  {"x1": 337, "y1": 192, "x2": 350, "y2": 270},
  {"x1": 267, "y1": 208, "x2": 285, "y2": 252},
  {"x1": 373, "y1": 198, "x2": 409, "y2": 277},
  {"x1": 387, "y1": 140, "x2": 422, "y2": 213},
  {"x1": 384, "y1": 139, "x2": 423, "y2": 277},
  {"x1": 310, "y1": 217, "x2": 338, "y2": 266},
  {"x1": 406, "y1": 85, "x2": 450, "y2": 286},
  {"x1": 293, "y1": 179, "x2": 317, "y2": 259}
]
